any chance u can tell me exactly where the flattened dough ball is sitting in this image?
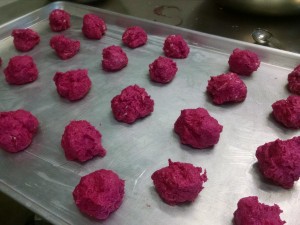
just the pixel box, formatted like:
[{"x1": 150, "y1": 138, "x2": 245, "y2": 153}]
[
  {"x1": 111, "y1": 85, "x2": 154, "y2": 124},
  {"x1": 12, "y1": 29, "x2": 40, "y2": 52},
  {"x1": 4, "y1": 55, "x2": 38, "y2": 85},
  {"x1": 82, "y1": 14, "x2": 106, "y2": 39},
  {"x1": 149, "y1": 56, "x2": 178, "y2": 83},
  {"x1": 174, "y1": 108, "x2": 223, "y2": 149},
  {"x1": 0, "y1": 109, "x2": 39, "y2": 153},
  {"x1": 49, "y1": 9, "x2": 70, "y2": 32},
  {"x1": 73, "y1": 169, "x2": 125, "y2": 220},
  {"x1": 256, "y1": 136, "x2": 300, "y2": 189},
  {"x1": 61, "y1": 120, "x2": 106, "y2": 162},
  {"x1": 50, "y1": 35, "x2": 80, "y2": 60},
  {"x1": 163, "y1": 34, "x2": 189, "y2": 59},
  {"x1": 122, "y1": 26, "x2": 147, "y2": 48},
  {"x1": 288, "y1": 64, "x2": 300, "y2": 95},
  {"x1": 102, "y1": 45, "x2": 128, "y2": 71},
  {"x1": 151, "y1": 159, "x2": 207, "y2": 205},
  {"x1": 233, "y1": 196, "x2": 285, "y2": 225}
]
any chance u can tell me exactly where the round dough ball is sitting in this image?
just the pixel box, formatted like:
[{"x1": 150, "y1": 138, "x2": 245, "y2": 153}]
[
  {"x1": 82, "y1": 14, "x2": 106, "y2": 39},
  {"x1": 73, "y1": 169, "x2": 125, "y2": 220},
  {"x1": 50, "y1": 35, "x2": 80, "y2": 60},
  {"x1": 149, "y1": 56, "x2": 178, "y2": 83},
  {"x1": 111, "y1": 85, "x2": 154, "y2": 124},
  {"x1": 61, "y1": 120, "x2": 106, "y2": 162},
  {"x1": 53, "y1": 69, "x2": 92, "y2": 101},
  {"x1": 102, "y1": 45, "x2": 128, "y2": 72},
  {"x1": 206, "y1": 72, "x2": 247, "y2": 105},
  {"x1": 233, "y1": 196, "x2": 285, "y2": 225},
  {"x1": 288, "y1": 65, "x2": 300, "y2": 95},
  {"x1": 256, "y1": 136, "x2": 300, "y2": 189},
  {"x1": 228, "y1": 48, "x2": 260, "y2": 76},
  {"x1": 163, "y1": 34, "x2": 189, "y2": 59},
  {"x1": 4, "y1": 55, "x2": 38, "y2": 85},
  {"x1": 151, "y1": 159, "x2": 207, "y2": 205},
  {"x1": 174, "y1": 108, "x2": 223, "y2": 149},
  {"x1": 122, "y1": 26, "x2": 147, "y2": 48},
  {"x1": 12, "y1": 29, "x2": 40, "y2": 52},
  {"x1": 0, "y1": 109, "x2": 39, "y2": 153},
  {"x1": 272, "y1": 95, "x2": 300, "y2": 129},
  {"x1": 49, "y1": 9, "x2": 70, "y2": 32}
]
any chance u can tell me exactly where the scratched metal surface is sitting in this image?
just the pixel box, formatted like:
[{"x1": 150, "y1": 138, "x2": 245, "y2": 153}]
[{"x1": 0, "y1": 2, "x2": 300, "y2": 225}]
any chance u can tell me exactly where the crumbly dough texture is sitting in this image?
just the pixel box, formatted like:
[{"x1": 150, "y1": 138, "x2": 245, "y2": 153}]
[
  {"x1": 288, "y1": 65, "x2": 300, "y2": 95},
  {"x1": 0, "y1": 109, "x2": 39, "y2": 153},
  {"x1": 82, "y1": 14, "x2": 106, "y2": 39},
  {"x1": 102, "y1": 45, "x2": 128, "y2": 71},
  {"x1": 73, "y1": 169, "x2": 125, "y2": 220},
  {"x1": 49, "y1": 9, "x2": 71, "y2": 32},
  {"x1": 163, "y1": 34, "x2": 190, "y2": 58},
  {"x1": 122, "y1": 26, "x2": 148, "y2": 48},
  {"x1": 256, "y1": 136, "x2": 300, "y2": 189},
  {"x1": 12, "y1": 29, "x2": 40, "y2": 52},
  {"x1": 50, "y1": 35, "x2": 80, "y2": 60},
  {"x1": 149, "y1": 56, "x2": 178, "y2": 83}
]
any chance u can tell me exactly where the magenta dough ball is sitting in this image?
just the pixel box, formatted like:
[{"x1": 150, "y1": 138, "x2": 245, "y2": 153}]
[
  {"x1": 163, "y1": 34, "x2": 190, "y2": 59},
  {"x1": 111, "y1": 85, "x2": 154, "y2": 124},
  {"x1": 174, "y1": 108, "x2": 223, "y2": 149},
  {"x1": 233, "y1": 196, "x2": 285, "y2": 225},
  {"x1": 288, "y1": 65, "x2": 300, "y2": 95},
  {"x1": 82, "y1": 14, "x2": 106, "y2": 39},
  {"x1": 0, "y1": 109, "x2": 39, "y2": 153},
  {"x1": 61, "y1": 120, "x2": 106, "y2": 162},
  {"x1": 149, "y1": 56, "x2": 178, "y2": 83},
  {"x1": 50, "y1": 35, "x2": 80, "y2": 60},
  {"x1": 49, "y1": 9, "x2": 70, "y2": 32},
  {"x1": 102, "y1": 45, "x2": 128, "y2": 71},
  {"x1": 256, "y1": 136, "x2": 300, "y2": 189},
  {"x1": 53, "y1": 69, "x2": 92, "y2": 101},
  {"x1": 206, "y1": 72, "x2": 247, "y2": 105},
  {"x1": 228, "y1": 48, "x2": 260, "y2": 76},
  {"x1": 73, "y1": 169, "x2": 125, "y2": 220},
  {"x1": 12, "y1": 29, "x2": 40, "y2": 52},
  {"x1": 122, "y1": 26, "x2": 147, "y2": 48},
  {"x1": 4, "y1": 55, "x2": 38, "y2": 85},
  {"x1": 151, "y1": 160, "x2": 207, "y2": 205}
]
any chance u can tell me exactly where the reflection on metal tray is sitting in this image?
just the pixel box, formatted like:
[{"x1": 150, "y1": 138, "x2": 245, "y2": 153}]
[{"x1": 0, "y1": 2, "x2": 299, "y2": 225}]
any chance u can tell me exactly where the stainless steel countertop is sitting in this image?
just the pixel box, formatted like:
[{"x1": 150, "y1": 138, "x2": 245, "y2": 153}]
[{"x1": 1, "y1": 0, "x2": 300, "y2": 54}]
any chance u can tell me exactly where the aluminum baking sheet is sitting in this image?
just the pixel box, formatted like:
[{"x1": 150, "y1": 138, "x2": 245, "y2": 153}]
[{"x1": 0, "y1": 1, "x2": 300, "y2": 225}]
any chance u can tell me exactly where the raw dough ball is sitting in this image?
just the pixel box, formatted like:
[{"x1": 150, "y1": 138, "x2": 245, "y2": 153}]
[
  {"x1": 111, "y1": 85, "x2": 154, "y2": 124},
  {"x1": 122, "y1": 26, "x2": 147, "y2": 48},
  {"x1": 151, "y1": 159, "x2": 207, "y2": 205},
  {"x1": 50, "y1": 35, "x2": 80, "y2": 60},
  {"x1": 206, "y1": 72, "x2": 247, "y2": 105},
  {"x1": 102, "y1": 45, "x2": 128, "y2": 72},
  {"x1": 61, "y1": 120, "x2": 106, "y2": 162},
  {"x1": 174, "y1": 108, "x2": 223, "y2": 149},
  {"x1": 163, "y1": 34, "x2": 189, "y2": 59},
  {"x1": 272, "y1": 95, "x2": 300, "y2": 129},
  {"x1": 82, "y1": 14, "x2": 106, "y2": 39},
  {"x1": 288, "y1": 65, "x2": 300, "y2": 95},
  {"x1": 73, "y1": 169, "x2": 125, "y2": 220},
  {"x1": 53, "y1": 69, "x2": 91, "y2": 101},
  {"x1": 233, "y1": 196, "x2": 285, "y2": 225},
  {"x1": 0, "y1": 109, "x2": 39, "y2": 153},
  {"x1": 4, "y1": 55, "x2": 38, "y2": 85},
  {"x1": 228, "y1": 48, "x2": 260, "y2": 76},
  {"x1": 49, "y1": 9, "x2": 70, "y2": 32},
  {"x1": 12, "y1": 29, "x2": 40, "y2": 52},
  {"x1": 256, "y1": 136, "x2": 300, "y2": 189},
  {"x1": 149, "y1": 56, "x2": 178, "y2": 83}
]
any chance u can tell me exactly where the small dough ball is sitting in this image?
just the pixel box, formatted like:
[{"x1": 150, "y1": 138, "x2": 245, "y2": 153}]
[
  {"x1": 73, "y1": 169, "x2": 125, "y2": 220},
  {"x1": 256, "y1": 136, "x2": 300, "y2": 189},
  {"x1": 82, "y1": 14, "x2": 106, "y2": 39},
  {"x1": 288, "y1": 65, "x2": 300, "y2": 95},
  {"x1": 0, "y1": 109, "x2": 39, "y2": 153},
  {"x1": 233, "y1": 196, "x2": 285, "y2": 225},
  {"x1": 151, "y1": 159, "x2": 207, "y2": 205},
  {"x1": 149, "y1": 56, "x2": 178, "y2": 83},
  {"x1": 122, "y1": 26, "x2": 147, "y2": 48},
  {"x1": 4, "y1": 55, "x2": 38, "y2": 85},
  {"x1": 61, "y1": 120, "x2": 106, "y2": 162},
  {"x1": 50, "y1": 35, "x2": 80, "y2": 60},
  {"x1": 12, "y1": 29, "x2": 40, "y2": 52},
  {"x1": 111, "y1": 84, "x2": 154, "y2": 124},
  {"x1": 228, "y1": 48, "x2": 260, "y2": 76},
  {"x1": 53, "y1": 69, "x2": 92, "y2": 101},
  {"x1": 174, "y1": 108, "x2": 223, "y2": 149},
  {"x1": 102, "y1": 45, "x2": 128, "y2": 71},
  {"x1": 49, "y1": 9, "x2": 70, "y2": 32},
  {"x1": 163, "y1": 34, "x2": 189, "y2": 59},
  {"x1": 272, "y1": 95, "x2": 300, "y2": 129},
  {"x1": 206, "y1": 72, "x2": 247, "y2": 105}
]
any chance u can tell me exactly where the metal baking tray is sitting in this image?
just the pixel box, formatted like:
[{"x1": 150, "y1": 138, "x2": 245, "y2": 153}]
[{"x1": 0, "y1": 1, "x2": 300, "y2": 225}]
